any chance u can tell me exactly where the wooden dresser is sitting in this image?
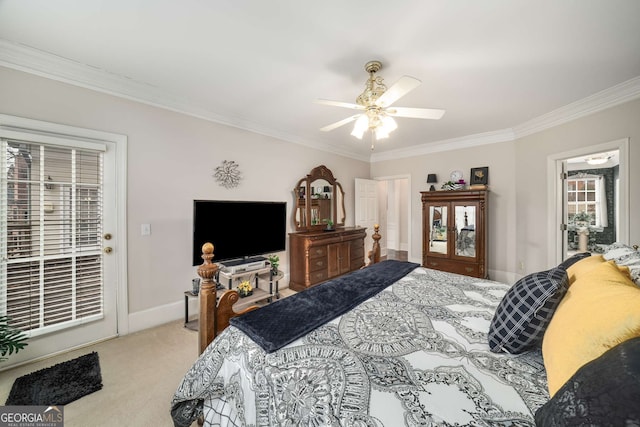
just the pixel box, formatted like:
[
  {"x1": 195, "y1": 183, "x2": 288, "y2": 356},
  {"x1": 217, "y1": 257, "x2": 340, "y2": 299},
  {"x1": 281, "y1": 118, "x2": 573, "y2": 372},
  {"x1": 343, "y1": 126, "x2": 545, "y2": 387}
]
[
  {"x1": 421, "y1": 190, "x2": 488, "y2": 278},
  {"x1": 289, "y1": 226, "x2": 366, "y2": 291}
]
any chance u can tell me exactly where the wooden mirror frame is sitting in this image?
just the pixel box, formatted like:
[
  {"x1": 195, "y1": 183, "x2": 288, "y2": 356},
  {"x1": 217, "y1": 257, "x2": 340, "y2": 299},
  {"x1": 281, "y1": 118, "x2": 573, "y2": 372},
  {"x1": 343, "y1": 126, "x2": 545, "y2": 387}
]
[{"x1": 293, "y1": 165, "x2": 345, "y2": 231}]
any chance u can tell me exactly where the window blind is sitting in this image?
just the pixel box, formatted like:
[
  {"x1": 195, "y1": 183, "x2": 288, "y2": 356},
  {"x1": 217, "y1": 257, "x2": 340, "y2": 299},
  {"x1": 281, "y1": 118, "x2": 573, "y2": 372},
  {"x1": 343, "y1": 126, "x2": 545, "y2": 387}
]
[{"x1": 1, "y1": 138, "x2": 104, "y2": 337}]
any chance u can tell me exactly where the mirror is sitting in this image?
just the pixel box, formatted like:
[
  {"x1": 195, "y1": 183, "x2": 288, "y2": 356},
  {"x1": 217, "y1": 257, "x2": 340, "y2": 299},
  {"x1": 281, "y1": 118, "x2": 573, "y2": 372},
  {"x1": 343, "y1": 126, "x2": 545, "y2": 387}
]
[
  {"x1": 429, "y1": 205, "x2": 447, "y2": 254},
  {"x1": 293, "y1": 165, "x2": 345, "y2": 231},
  {"x1": 454, "y1": 205, "x2": 476, "y2": 257}
]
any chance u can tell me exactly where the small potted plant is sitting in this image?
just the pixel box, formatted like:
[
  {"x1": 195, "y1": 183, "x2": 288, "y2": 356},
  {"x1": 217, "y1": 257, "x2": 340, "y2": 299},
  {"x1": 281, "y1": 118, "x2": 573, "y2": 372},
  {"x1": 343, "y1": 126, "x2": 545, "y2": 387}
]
[
  {"x1": 237, "y1": 280, "x2": 253, "y2": 298},
  {"x1": 268, "y1": 255, "x2": 279, "y2": 276},
  {"x1": 570, "y1": 211, "x2": 593, "y2": 229},
  {"x1": 324, "y1": 218, "x2": 335, "y2": 231},
  {"x1": 1, "y1": 316, "x2": 28, "y2": 362}
]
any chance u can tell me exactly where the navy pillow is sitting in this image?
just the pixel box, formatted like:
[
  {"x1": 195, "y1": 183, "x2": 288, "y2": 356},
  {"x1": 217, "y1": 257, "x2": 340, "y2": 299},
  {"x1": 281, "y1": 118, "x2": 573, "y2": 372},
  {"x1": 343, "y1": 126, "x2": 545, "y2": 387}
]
[{"x1": 488, "y1": 267, "x2": 568, "y2": 354}]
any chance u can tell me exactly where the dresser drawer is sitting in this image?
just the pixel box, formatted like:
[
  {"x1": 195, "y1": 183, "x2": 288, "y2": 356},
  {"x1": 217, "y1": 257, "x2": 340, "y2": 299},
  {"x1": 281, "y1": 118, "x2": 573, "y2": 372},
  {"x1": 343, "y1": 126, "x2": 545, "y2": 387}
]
[
  {"x1": 308, "y1": 256, "x2": 327, "y2": 272},
  {"x1": 309, "y1": 269, "x2": 328, "y2": 284},
  {"x1": 308, "y1": 246, "x2": 327, "y2": 259},
  {"x1": 350, "y1": 244, "x2": 364, "y2": 260}
]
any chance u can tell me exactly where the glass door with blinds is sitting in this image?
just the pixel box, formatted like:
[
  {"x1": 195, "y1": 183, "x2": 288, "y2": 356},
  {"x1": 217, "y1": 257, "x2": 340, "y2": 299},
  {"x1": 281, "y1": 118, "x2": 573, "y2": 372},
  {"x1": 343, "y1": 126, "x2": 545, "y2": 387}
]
[{"x1": 1, "y1": 132, "x2": 117, "y2": 365}]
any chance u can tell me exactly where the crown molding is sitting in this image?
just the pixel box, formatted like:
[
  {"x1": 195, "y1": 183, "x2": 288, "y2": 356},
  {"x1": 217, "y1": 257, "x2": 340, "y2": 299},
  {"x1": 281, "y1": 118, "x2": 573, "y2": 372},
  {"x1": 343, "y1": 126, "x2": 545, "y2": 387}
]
[
  {"x1": 0, "y1": 39, "x2": 369, "y2": 162},
  {"x1": 371, "y1": 75, "x2": 640, "y2": 161},
  {"x1": 512, "y1": 75, "x2": 640, "y2": 139},
  {"x1": 2, "y1": 39, "x2": 639, "y2": 164},
  {"x1": 370, "y1": 129, "x2": 515, "y2": 162}
]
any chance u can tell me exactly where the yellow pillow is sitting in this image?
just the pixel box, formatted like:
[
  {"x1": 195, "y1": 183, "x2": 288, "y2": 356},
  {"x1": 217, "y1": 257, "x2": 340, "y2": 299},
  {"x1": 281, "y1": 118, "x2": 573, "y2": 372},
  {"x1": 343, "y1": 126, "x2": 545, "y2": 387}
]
[
  {"x1": 542, "y1": 260, "x2": 640, "y2": 396},
  {"x1": 565, "y1": 255, "x2": 605, "y2": 284},
  {"x1": 565, "y1": 254, "x2": 631, "y2": 285}
]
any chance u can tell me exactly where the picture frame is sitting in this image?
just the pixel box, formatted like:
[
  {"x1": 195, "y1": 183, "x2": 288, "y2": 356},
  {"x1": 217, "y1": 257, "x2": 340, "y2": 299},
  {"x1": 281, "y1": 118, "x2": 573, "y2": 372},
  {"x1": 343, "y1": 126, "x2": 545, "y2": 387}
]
[{"x1": 470, "y1": 167, "x2": 489, "y2": 185}]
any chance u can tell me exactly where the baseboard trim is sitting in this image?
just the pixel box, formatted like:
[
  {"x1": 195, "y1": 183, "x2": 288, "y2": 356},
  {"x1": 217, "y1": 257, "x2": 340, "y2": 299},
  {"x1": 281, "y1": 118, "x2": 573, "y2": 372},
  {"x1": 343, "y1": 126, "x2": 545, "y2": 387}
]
[
  {"x1": 0, "y1": 335, "x2": 118, "y2": 372},
  {"x1": 489, "y1": 269, "x2": 518, "y2": 285},
  {"x1": 128, "y1": 298, "x2": 199, "y2": 334},
  {"x1": 126, "y1": 280, "x2": 291, "y2": 334}
]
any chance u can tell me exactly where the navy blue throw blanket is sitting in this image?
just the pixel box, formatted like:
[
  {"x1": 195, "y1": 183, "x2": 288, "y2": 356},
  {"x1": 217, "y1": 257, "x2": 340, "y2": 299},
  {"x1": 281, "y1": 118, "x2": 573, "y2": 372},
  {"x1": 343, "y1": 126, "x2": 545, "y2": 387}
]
[{"x1": 230, "y1": 260, "x2": 419, "y2": 353}]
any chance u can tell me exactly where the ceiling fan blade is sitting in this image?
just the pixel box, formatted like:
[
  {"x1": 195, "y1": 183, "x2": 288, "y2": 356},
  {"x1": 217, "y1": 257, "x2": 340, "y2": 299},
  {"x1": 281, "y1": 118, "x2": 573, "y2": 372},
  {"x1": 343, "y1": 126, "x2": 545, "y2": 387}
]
[
  {"x1": 320, "y1": 115, "x2": 359, "y2": 132},
  {"x1": 387, "y1": 107, "x2": 446, "y2": 120},
  {"x1": 315, "y1": 99, "x2": 364, "y2": 110},
  {"x1": 375, "y1": 76, "x2": 421, "y2": 107}
]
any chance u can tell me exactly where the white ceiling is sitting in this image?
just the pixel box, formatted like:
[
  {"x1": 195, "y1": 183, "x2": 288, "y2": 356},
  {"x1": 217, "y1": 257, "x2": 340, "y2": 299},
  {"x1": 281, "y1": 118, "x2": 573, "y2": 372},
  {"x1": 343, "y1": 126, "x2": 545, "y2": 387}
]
[{"x1": 1, "y1": 0, "x2": 640, "y2": 161}]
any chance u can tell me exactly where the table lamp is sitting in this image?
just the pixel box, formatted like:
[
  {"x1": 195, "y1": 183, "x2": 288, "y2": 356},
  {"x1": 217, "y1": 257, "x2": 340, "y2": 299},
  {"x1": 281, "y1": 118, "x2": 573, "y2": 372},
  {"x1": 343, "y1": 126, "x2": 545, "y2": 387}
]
[{"x1": 427, "y1": 174, "x2": 437, "y2": 191}]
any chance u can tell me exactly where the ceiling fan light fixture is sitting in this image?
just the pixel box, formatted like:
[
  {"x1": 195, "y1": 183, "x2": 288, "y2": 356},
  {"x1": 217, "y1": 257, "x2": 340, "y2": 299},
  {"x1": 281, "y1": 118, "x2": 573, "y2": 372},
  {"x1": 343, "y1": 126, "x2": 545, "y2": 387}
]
[
  {"x1": 380, "y1": 115, "x2": 397, "y2": 133},
  {"x1": 317, "y1": 60, "x2": 446, "y2": 150},
  {"x1": 374, "y1": 127, "x2": 390, "y2": 140},
  {"x1": 350, "y1": 127, "x2": 365, "y2": 140},
  {"x1": 351, "y1": 115, "x2": 369, "y2": 139}
]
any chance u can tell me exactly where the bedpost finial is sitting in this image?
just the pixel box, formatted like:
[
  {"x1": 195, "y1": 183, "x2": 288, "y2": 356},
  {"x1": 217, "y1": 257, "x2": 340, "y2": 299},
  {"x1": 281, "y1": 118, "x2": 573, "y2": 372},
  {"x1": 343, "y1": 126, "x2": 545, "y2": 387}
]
[
  {"x1": 202, "y1": 242, "x2": 214, "y2": 255},
  {"x1": 198, "y1": 242, "x2": 218, "y2": 282}
]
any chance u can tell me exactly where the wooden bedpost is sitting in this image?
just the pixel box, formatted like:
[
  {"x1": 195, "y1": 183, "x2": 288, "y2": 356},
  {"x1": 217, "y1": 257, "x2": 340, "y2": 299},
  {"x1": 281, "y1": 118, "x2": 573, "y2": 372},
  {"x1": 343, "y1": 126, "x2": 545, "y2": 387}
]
[
  {"x1": 197, "y1": 243, "x2": 218, "y2": 354},
  {"x1": 367, "y1": 224, "x2": 381, "y2": 266}
]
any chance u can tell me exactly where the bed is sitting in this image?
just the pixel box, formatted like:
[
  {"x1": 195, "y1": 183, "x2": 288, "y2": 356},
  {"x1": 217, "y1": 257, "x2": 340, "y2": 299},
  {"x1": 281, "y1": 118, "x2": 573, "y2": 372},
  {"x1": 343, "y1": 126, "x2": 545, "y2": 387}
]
[{"x1": 171, "y1": 252, "x2": 549, "y2": 426}]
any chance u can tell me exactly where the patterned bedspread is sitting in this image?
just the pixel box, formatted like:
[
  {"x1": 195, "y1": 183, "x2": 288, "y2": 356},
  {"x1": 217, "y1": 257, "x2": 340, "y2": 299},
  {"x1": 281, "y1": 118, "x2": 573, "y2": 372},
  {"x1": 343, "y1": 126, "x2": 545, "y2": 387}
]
[{"x1": 171, "y1": 267, "x2": 548, "y2": 426}]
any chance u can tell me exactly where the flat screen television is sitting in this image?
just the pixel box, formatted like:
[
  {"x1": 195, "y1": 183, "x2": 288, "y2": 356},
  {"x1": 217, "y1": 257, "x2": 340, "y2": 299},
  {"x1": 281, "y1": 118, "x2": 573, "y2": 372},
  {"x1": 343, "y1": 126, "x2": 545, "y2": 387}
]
[{"x1": 192, "y1": 200, "x2": 287, "y2": 266}]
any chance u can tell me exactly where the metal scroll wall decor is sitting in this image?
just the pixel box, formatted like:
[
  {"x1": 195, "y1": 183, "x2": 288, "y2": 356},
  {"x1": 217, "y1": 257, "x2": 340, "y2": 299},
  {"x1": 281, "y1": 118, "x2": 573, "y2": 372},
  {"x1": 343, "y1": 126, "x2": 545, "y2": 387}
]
[{"x1": 214, "y1": 160, "x2": 241, "y2": 189}]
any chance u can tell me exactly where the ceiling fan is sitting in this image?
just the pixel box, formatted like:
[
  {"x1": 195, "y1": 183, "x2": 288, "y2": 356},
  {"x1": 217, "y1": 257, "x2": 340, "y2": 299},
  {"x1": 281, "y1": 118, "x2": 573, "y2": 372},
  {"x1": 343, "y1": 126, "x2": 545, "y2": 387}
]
[{"x1": 316, "y1": 60, "x2": 445, "y2": 148}]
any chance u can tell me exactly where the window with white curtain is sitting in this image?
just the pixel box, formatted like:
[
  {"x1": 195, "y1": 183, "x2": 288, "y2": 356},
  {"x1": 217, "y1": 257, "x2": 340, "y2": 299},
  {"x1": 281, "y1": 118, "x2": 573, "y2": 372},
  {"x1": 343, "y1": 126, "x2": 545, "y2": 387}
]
[
  {"x1": 567, "y1": 174, "x2": 608, "y2": 228},
  {"x1": 1, "y1": 139, "x2": 104, "y2": 336}
]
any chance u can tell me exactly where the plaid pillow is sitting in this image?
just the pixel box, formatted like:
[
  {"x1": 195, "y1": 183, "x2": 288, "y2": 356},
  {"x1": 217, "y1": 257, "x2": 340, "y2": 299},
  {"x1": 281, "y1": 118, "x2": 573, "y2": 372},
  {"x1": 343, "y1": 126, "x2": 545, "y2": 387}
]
[{"x1": 488, "y1": 267, "x2": 569, "y2": 354}]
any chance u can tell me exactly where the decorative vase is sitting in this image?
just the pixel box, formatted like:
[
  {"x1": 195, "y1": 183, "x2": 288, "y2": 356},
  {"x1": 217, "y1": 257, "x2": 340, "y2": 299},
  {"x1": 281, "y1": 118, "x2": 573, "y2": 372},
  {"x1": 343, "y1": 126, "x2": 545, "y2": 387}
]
[{"x1": 191, "y1": 278, "x2": 200, "y2": 295}]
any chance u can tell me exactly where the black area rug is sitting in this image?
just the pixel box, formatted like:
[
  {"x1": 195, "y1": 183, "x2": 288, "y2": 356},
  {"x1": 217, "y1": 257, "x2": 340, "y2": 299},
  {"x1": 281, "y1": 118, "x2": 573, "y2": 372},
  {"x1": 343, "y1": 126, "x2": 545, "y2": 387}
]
[{"x1": 5, "y1": 351, "x2": 103, "y2": 405}]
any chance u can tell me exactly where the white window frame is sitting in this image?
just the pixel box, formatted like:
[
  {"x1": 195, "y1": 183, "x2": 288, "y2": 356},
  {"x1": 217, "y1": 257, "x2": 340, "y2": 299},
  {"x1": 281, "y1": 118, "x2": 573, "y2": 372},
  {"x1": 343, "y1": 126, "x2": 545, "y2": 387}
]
[{"x1": 0, "y1": 114, "x2": 128, "y2": 338}]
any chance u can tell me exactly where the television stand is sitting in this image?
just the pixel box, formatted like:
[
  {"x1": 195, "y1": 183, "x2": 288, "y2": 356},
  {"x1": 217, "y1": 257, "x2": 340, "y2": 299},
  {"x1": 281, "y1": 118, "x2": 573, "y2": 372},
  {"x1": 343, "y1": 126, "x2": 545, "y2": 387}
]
[{"x1": 217, "y1": 266, "x2": 280, "y2": 301}]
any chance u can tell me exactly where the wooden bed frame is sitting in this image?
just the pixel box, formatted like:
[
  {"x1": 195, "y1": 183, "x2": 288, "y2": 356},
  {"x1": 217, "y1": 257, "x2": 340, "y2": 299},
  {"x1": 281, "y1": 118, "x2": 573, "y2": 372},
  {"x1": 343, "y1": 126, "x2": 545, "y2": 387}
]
[{"x1": 196, "y1": 225, "x2": 382, "y2": 354}]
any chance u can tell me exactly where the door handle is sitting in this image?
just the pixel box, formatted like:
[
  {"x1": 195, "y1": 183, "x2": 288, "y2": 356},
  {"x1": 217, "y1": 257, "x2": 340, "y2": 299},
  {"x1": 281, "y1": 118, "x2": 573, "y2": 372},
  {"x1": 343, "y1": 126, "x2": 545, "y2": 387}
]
[{"x1": 104, "y1": 247, "x2": 113, "y2": 254}]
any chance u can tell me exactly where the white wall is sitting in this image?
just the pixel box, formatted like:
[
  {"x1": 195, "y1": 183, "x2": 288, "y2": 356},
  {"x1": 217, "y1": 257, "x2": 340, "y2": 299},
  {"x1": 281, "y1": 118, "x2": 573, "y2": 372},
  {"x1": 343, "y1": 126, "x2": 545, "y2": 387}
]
[
  {"x1": 2, "y1": 64, "x2": 639, "y2": 330},
  {"x1": 514, "y1": 98, "x2": 640, "y2": 274},
  {"x1": 0, "y1": 66, "x2": 370, "y2": 331},
  {"x1": 371, "y1": 141, "x2": 517, "y2": 282},
  {"x1": 372, "y1": 98, "x2": 640, "y2": 282}
]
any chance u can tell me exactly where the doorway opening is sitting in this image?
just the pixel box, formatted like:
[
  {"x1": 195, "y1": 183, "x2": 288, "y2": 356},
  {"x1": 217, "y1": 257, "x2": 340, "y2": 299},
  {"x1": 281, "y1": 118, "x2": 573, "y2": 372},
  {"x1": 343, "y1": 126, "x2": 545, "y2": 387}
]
[
  {"x1": 547, "y1": 139, "x2": 629, "y2": 266},
  {"x1": 379, "y1": 178, "x2": 409, "y2": 262},
  {"x1": 355, "y1": 175, "x2": 411, "y2": 263}
]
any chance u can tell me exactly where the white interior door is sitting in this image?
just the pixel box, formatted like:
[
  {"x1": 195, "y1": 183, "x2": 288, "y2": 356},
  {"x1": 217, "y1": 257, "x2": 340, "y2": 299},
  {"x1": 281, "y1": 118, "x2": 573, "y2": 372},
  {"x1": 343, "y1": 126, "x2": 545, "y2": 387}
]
[
  {"x1": 355, "y1": 178, "x2": 378, "y2": 262},
  {"x1": 386, "y1": 181, "x2": 400, "y2": 251},
  {"x1": 1, "y1": 124, "x2": 120, "y2": 368}
]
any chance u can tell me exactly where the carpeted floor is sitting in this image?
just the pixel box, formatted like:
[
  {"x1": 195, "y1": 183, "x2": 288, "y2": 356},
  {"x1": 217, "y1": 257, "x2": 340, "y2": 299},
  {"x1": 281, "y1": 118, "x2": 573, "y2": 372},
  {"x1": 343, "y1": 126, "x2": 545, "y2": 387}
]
[
  {"x1": 0, "y1": 287, "x2": 296, "y2": 427},
  {"x1": 0, "y1": 320, "x2": 200, "y2": 427}
]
